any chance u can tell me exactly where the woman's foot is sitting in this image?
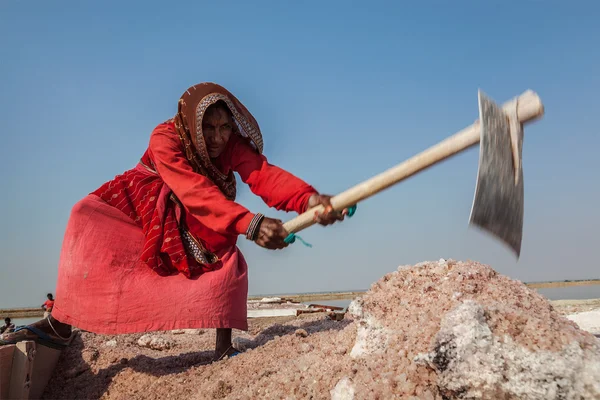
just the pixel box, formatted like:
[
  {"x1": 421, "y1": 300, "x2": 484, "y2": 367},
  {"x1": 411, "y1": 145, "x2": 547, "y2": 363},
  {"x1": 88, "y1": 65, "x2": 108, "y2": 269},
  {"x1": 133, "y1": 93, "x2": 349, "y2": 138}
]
[
  {"x1": 212, "y1": 328, "x2": 241, "y2": 361},
  {"x1": 0, "y1": 316, "x2": 72, "y2": 348},
  {"x1": 212, "y1": 344, "x2": 241, "y2": 362}
]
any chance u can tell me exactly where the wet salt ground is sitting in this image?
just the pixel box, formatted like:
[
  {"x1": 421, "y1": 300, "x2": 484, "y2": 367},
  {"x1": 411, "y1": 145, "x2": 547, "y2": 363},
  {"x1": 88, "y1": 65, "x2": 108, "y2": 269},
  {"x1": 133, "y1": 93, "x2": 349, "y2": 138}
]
[{"x1": 42, "y1": 313, "x2": 354, "y2": 400}]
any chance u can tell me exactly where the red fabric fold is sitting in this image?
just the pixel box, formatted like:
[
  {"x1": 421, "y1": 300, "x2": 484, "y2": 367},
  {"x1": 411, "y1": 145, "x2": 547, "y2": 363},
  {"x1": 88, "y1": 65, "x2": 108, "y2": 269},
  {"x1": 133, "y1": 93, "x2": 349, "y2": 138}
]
[
  {"x1": 52, "y1": 194, "x2": 249, "y2": 333},
  {"x1": 91, "y1": 162, "x2": 216, "y2": 278}
]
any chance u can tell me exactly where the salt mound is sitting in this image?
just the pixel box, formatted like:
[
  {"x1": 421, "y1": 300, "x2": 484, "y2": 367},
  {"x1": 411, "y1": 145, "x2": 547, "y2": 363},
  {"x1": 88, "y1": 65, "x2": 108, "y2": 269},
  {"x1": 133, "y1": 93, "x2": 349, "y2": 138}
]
[
  {"x1": 344, "y1": 259, "x2": 600, "y2": 399},
  {"x1": 43, "y1": 260, "x2": 600, "y2": 400}
]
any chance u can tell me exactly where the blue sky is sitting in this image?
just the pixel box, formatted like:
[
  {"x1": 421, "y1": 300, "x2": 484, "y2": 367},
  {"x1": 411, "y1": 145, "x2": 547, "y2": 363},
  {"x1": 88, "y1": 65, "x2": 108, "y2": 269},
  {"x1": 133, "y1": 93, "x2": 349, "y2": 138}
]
[{"x1": 1, "y1": 1, "x2": 599, "y2": 307}]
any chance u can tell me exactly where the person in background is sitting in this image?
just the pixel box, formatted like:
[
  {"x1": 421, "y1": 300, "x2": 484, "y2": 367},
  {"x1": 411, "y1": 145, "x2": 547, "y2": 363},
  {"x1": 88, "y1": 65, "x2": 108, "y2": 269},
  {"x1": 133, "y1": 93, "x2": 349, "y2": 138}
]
[
  {"x1": 42, "y1": 293, "x2": 55, "y2": 318},
  {"x1": 0, "y1": 318, "x2": 15, "y2": 334}
]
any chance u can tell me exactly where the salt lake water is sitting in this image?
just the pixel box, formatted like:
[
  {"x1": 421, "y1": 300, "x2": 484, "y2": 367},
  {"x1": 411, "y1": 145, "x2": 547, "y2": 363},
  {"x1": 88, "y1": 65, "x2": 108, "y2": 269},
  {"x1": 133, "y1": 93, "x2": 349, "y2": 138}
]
[
  {"x1": 8, "y1": 317, "x2": 39, "y2": 326},
  {"x1": 302, "y1": 299, "x2": 353, "y2": 309},
  {"x1": 535, "y1": 285, "x2": 600, "y2": 301}
]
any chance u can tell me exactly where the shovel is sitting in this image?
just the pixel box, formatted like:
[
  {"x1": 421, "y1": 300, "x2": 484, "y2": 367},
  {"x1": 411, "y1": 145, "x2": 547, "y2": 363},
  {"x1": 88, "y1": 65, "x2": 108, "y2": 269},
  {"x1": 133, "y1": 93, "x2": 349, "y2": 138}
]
[{"x1": 283, "y1": 90, "x2": 544, "y2": 258}]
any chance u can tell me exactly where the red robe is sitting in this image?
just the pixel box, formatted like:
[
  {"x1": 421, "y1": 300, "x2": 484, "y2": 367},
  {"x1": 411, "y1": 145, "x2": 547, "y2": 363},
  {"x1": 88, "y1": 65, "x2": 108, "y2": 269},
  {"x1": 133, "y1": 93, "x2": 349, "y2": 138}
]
[{"x1": 51, "y1": 122, "x2": 317, "y2": 333}]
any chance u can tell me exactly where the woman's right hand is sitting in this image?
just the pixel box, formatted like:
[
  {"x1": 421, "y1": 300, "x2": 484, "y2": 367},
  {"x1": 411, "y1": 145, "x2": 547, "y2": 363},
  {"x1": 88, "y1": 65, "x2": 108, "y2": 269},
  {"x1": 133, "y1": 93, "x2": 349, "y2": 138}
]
[{"x1": 254, "y1": 217, "x2": 290, "y2": 250}]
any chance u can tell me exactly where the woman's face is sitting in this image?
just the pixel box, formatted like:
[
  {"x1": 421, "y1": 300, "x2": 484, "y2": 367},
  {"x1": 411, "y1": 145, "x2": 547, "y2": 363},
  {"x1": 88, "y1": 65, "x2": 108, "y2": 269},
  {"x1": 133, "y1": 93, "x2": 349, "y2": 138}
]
[{"x1": 202, "y1": 106, "x2": 234, "y2": 158}]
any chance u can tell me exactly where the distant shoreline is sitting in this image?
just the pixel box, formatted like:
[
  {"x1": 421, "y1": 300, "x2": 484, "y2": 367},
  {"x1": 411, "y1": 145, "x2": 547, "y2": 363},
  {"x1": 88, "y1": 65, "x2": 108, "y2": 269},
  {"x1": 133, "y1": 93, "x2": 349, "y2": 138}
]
[
  {"x1": 3, "y1": 279, "x2": 599, "y2": 319},
  {"x1": 525, "y1": 279, "x2": 600, "y2": 289}
]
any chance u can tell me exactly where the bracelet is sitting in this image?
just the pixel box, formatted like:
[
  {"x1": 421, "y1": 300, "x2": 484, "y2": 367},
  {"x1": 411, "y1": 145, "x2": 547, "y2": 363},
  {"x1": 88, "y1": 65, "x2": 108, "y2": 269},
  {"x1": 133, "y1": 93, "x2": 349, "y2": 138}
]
[{"x1": 246, "y1": 213, "x2": 265, "y2": 241}]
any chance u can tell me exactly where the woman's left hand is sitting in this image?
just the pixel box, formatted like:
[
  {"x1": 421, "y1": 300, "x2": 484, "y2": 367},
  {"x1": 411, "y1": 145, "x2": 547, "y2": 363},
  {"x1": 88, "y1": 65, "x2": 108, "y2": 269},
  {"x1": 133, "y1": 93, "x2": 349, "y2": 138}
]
[{"x1": 306, "y1": 194, "x2": 348, "y2": 226}]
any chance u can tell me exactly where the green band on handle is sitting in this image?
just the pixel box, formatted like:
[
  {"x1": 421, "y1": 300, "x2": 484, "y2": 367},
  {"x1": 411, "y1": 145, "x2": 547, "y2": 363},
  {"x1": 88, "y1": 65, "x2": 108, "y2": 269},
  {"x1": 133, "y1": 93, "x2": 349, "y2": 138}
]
[
  {"x1": 285, "y1": 204, "x2": 357, "y2": 248},
  {"x1": 284, "y1": 233, "x2": 312, "y2": 247},
  {"x1": 347, "y1": 204, "x2": 357, "y2": 217}
]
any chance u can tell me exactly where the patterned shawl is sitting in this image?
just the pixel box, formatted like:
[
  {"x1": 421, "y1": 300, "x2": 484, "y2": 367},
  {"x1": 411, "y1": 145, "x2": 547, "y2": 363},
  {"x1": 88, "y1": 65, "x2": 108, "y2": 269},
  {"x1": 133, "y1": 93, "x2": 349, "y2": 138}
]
[{"x1": 170, "y1": 82, "x2": 264, "y2": 200}]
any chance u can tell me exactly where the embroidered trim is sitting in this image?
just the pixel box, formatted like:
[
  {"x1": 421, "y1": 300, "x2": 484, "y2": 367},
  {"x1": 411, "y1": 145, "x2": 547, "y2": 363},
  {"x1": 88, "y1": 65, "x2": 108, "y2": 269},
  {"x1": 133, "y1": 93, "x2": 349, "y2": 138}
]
[{"x1": 181, "y1": 229, "x2": 219, "y2": 265}]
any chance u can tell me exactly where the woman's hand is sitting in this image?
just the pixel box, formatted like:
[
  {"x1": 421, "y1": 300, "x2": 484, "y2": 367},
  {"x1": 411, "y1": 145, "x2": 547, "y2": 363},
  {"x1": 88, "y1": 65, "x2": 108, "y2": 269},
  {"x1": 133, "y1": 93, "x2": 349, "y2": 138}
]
[
  {"x1": 254, "y1": 217, "x2": 290, "y2": 250},
  {"x1": 306, "y1": 194, "x2": 347, "y2": 226}
]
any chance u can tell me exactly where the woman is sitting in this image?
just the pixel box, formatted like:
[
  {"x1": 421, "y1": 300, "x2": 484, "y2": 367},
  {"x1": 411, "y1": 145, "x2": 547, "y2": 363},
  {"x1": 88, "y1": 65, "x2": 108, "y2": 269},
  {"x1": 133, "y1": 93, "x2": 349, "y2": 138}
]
[{"x1": 0, "y1": 82, "x2": 347, "y2": 360}]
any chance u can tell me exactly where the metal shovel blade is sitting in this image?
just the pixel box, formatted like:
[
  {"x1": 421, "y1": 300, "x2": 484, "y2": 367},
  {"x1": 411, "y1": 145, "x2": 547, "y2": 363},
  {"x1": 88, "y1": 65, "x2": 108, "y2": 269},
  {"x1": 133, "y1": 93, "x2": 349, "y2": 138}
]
[{"x1": 469, "y1": 91, "x2": 524, "y2": 257}]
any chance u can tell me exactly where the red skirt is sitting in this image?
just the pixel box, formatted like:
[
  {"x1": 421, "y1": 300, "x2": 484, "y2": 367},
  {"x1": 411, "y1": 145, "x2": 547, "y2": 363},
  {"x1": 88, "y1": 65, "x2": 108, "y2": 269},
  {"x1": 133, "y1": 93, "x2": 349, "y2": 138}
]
[{"x1": 51, "y1": 194, "x2": 249, "y2": 334}]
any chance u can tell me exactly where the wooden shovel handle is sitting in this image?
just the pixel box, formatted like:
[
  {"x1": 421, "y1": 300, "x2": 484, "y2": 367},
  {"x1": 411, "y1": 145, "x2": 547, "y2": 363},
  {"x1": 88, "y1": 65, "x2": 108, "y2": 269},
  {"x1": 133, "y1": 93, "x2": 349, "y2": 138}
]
[{"x1": 282, "y1": 90, "x2": 544, "y2": 234}]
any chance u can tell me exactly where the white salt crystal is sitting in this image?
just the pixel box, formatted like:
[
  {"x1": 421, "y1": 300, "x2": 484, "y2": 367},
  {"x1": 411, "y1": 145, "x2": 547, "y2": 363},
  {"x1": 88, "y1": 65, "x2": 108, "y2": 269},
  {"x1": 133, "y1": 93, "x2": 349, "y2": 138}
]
[
  {"x1": 330, "y1": 377, "x2": 355, "y2": 400},
  {"x1": 566, "y1": 308, "x2": 600, "y2": 335}
]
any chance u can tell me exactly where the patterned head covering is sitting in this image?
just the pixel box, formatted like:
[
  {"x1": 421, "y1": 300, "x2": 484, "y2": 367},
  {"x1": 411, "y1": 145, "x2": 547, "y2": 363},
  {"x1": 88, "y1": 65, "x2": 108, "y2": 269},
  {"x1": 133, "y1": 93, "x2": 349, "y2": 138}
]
[{"x1": 171, "y1": 82, "x2": 264, "y2": 200}]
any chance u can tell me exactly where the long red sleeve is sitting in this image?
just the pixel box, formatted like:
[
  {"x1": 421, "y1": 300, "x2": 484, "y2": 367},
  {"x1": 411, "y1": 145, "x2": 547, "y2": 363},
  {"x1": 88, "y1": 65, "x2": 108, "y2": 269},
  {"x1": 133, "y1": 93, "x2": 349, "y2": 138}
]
[
  {"x1": 148, "y1": 123, "x2": 255, "y2": 237},
  {"x1": 226, "y1": 135, "x2": 318, "y2": 214}
]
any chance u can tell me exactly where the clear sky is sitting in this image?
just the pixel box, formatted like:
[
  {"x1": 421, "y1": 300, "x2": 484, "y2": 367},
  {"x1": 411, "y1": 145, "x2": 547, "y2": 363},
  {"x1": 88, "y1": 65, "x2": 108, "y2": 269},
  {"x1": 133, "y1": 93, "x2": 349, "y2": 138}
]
[{"x1": 1, "y1": 1, "x2": 599, "y2": 308}]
